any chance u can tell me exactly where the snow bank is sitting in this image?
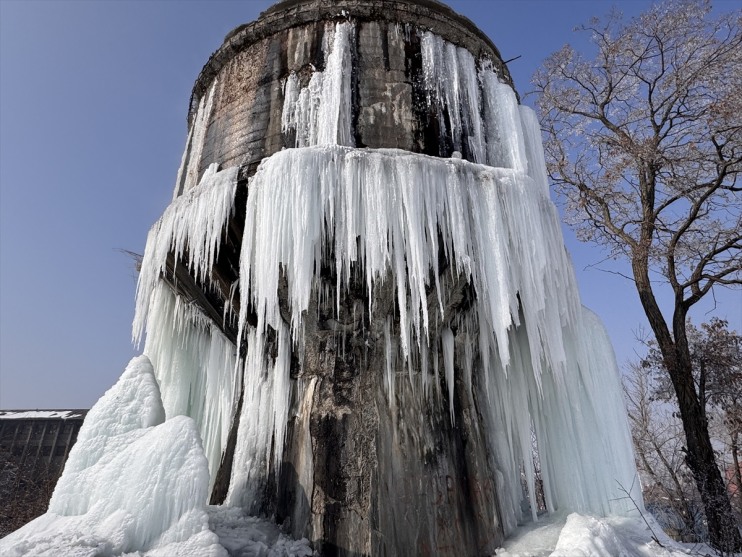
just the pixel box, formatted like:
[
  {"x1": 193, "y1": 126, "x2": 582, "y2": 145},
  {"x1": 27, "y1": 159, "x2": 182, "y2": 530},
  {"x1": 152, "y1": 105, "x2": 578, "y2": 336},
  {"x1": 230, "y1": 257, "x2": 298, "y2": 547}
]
[{"x1": 550, "y1": 514, "x2": 634, "y2": 557}]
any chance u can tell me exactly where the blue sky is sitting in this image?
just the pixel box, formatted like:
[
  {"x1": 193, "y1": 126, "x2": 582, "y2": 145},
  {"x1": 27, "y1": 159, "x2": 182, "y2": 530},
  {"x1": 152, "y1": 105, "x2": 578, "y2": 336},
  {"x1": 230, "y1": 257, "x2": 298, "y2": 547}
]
[{"x1": 1, "y1": 0, "x2": 739, "y2": 409}]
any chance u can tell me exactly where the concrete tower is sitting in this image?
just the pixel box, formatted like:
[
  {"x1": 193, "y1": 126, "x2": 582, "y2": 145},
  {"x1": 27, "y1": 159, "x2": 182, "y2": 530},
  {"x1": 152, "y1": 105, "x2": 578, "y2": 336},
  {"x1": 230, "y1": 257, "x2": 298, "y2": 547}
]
[{"x1": 168, "y1": 2, "x2": 514, "y2": 554}]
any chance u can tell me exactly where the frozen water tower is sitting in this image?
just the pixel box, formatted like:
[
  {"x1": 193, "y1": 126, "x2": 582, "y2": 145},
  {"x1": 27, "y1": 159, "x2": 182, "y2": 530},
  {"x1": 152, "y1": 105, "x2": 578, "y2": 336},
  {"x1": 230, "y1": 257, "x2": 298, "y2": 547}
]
[{"x1": 131, "y1": 0, "x2": 640, "y2": 555}]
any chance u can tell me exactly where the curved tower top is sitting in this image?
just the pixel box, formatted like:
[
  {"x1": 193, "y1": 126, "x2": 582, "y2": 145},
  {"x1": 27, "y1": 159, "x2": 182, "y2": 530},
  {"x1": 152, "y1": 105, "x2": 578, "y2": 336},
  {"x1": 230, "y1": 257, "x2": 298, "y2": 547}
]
[
  {"x1": 190, "y1": 0, "x2": 515, "y2": 123},
  {"x1": 172, "y1": 0, "x2": 524, "y2": 199}
]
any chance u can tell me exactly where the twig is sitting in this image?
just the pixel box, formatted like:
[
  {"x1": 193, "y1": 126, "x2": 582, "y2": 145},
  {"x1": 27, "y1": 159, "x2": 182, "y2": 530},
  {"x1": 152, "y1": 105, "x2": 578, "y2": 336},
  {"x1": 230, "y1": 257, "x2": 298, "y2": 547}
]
[{"x1": 615, "y1": 476, "x2": 665, "y2": 548}]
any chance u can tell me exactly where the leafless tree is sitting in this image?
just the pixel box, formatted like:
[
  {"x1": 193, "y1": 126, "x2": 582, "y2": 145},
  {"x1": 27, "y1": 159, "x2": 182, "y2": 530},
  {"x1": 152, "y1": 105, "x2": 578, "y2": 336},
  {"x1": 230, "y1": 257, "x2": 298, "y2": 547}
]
[
  {"x1": 642, "y1": 319, "x2": 742, "y2": 522},
  {"x1": 624, "y1": 362, "x2": 705, "y2": 541},
  {"x1": 535, "y1": 1, "x2": 741, "y2": 550}
]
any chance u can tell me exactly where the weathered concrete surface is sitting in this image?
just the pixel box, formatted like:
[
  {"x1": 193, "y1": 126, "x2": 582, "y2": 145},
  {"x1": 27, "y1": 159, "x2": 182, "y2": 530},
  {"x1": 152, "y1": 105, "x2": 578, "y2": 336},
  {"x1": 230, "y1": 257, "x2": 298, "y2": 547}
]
[
  {"x1": 271, "y1": 270, "x2": 503, "y2": 556},
  {"x1": 174, "y1": 0, "x2": 517, "y2": 198},
  {"x1": 191, "y1": 0, "x2": 513, "y2": 121}
]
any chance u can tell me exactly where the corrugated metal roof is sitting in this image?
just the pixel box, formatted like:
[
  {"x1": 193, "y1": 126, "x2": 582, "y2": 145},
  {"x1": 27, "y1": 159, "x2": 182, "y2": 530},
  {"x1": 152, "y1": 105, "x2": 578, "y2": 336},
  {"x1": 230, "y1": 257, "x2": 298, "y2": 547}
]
[{"x1": 0, "y1": 410, "x2": 88, "y2": 420}]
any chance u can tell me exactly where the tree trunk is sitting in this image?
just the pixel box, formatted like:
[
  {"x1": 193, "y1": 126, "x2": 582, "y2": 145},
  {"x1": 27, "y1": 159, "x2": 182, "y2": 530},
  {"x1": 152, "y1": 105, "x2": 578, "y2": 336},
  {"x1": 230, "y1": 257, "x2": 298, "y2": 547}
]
[
  {"x1": 730, "y1": 431, "x2": 742, "y2": 517},
  {"x1": 669, "y1": 358, "x2": 739, "y2": 550},
  {"x1": 671, "y1": 309, "x2": 742, "y2": 552},
  {"x1": 632, "y1": 258, "x2": 741, "y2": 552}
]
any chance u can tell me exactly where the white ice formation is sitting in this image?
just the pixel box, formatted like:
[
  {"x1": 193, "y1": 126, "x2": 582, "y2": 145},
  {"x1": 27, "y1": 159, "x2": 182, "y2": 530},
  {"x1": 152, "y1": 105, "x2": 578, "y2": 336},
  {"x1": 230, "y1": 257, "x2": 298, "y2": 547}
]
[
  {"x1": 0, "y1": 357, "x2": 226, "y2": 557},
  {"x1": 2, "y1": 20, "x2": 641, "y2": 556},
  {"x1": 0, "y1": 356, "x2": 312, "y2": 557}
]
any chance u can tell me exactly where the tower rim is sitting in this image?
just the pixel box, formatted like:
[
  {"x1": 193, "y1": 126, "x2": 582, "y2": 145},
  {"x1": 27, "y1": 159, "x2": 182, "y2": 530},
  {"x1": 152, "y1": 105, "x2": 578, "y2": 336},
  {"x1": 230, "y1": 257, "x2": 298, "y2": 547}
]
[{"x1": 189, "y1": 0, "x2": 515, "y2": 126}]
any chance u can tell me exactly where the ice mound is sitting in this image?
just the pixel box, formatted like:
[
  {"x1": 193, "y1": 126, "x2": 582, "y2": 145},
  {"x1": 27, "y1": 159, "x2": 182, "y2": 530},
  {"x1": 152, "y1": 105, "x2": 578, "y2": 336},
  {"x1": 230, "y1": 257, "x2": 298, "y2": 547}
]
[
  {"x1": 0, "y1": 356, "x2": 223, "y2": 556},
  {"x1": 207, "y1": 506, "x2": 314, "y2": 557},
  {"x1": 550, "y1": 514, "x2": 634, "y2": 557},
  {"x1": 49, "y1": 355, "x2": 167, "y2": 517}
]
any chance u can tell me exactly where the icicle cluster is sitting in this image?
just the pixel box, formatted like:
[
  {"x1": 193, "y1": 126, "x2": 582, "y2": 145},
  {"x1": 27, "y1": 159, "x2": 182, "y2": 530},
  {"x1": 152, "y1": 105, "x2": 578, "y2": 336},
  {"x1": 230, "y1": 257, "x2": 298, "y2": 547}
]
[
  {"x1": 235, "y1": 144, "x2": 639, "y2": 525},
  {"x1": 282, "y1": 22, "x2": 354, "y2": 148},
  {"x1": 173, "y1": 80, "x2": 219, "y2": 199},
  {"x1": 133, "y1": 164, "x2": 238, "y2": 345},
  {"x1": 143, "y1": 283, "x2": 240, "y2": 490},
  {"x1": 238, "y1": 146, "x2": 577, "y2": 384},
  {"x1": 225, "y1": 323, "x2": 292, "y2": 511}
]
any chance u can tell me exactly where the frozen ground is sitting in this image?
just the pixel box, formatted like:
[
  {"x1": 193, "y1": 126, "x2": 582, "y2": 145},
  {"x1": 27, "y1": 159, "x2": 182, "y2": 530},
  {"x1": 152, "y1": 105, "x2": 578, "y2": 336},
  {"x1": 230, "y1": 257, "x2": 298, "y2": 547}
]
[
  {"x1": 206, "y1": 507, "x2": 313, "y2": 557},
  {"x1": 495, "y1": 511, "x2": 738, "y2": 557}
]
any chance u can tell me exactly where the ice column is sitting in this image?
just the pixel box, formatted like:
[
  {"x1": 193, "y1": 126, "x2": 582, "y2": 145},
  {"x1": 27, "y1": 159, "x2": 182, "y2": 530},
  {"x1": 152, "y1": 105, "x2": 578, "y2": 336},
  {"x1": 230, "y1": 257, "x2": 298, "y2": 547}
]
[{"x1": 282, "y1": 22, "x2": 355, "y2": 148}]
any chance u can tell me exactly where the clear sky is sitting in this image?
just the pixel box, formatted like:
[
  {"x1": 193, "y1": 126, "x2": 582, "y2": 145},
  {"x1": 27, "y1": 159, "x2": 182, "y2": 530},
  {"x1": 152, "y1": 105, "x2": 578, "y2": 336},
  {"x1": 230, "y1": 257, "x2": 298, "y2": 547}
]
[{"x1": 1, "y1": 0, "x2": 739, "y2": 410}]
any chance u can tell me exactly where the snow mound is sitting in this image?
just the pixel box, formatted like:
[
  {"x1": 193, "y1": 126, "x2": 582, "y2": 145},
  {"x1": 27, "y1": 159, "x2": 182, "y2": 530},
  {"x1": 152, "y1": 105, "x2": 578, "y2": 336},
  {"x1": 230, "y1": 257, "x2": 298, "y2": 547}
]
[
  {"x1": 0, "y1": 356, "x2": 315, "y2": 557},
  {"x1": 208, "y1": 506, "x2": 314, "y2": 557},
  {"x1": 49, "y1": 355, "x2": 166, "y2": 517},
  {"x1": 495, "y1": 512, "x2": 730, "y2": 557},
  {"x1": 550, "y1": 514, "x2": 635, "y2": 557}
]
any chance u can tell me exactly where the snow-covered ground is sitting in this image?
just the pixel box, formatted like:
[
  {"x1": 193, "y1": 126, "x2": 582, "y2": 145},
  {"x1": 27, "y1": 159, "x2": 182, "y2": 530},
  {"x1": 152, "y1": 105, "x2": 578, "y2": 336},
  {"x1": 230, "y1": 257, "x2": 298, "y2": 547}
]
[
  {"x1": 495, "y1": 511, "x2": 735, "y2": 557},
  {"x1": 0, "y1": 357, "x2": 733, "y2": 556}
]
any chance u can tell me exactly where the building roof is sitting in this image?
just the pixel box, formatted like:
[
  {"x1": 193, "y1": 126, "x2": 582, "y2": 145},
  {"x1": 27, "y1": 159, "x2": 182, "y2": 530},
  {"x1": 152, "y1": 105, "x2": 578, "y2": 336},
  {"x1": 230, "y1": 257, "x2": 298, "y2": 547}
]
[{"x1": 0, "y1": 410, "x2": 88, "y2": 420}]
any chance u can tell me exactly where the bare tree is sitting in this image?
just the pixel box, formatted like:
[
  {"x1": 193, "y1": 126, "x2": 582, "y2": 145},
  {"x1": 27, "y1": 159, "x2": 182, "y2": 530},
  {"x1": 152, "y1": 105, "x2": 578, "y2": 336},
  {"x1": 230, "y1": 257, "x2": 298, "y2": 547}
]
[
  {"x1": 624, "y1": 361, "x2": 705, "y2": 542},
  {"x1": 534, "y1": 1, "x2": 742, "y2": 550},
  {"x1": 643, "y1": 319, "x2": 742, "y2": 522}
]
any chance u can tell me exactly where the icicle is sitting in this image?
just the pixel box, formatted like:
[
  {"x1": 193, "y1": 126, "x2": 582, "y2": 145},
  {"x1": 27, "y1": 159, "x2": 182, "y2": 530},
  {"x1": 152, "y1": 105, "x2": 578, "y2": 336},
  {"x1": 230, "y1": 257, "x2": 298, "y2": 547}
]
[
  {"x1": 172, "y1": 126, "x2": 194, "y2": 200},
  {"x1": 181, "y1": 80, "x2": 219, "y2": 195},
  {"x1": 463, "y1": 331, "x2": 473, "y2": 404},
  {"x1": 420, "y1": 336, "x2": 430, "y2": 398},
  {"x1": 143, "y1": 283, "x2": 239, "y2": 491},
  {"x1": 318, "y1": 22, "x2": 354, "y2": 146},
  {"x1": 420, "y1": 32, "x2": 486, "y2": 162},
  {"x1": 271, "y1": 322, "x2": 292, "y2": 474},
  {"x1": 457, "y1": 49, "x2": 486, "y2": 164},
  {"x1": 225, "y1": 322, "x2": 294, "y2": 512},
  {"x1": 384, "y1": 316, "x2": 395, "y2": 410},
  {"x1": 441, "y1": 327, "x2": 455, "y2": 423},
  {"x1": 519, "y1": 105, "x2": 550, "y2": 196},
  {"x1": 480, "y1": 66, "x2": 528, "y2": 172}
]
